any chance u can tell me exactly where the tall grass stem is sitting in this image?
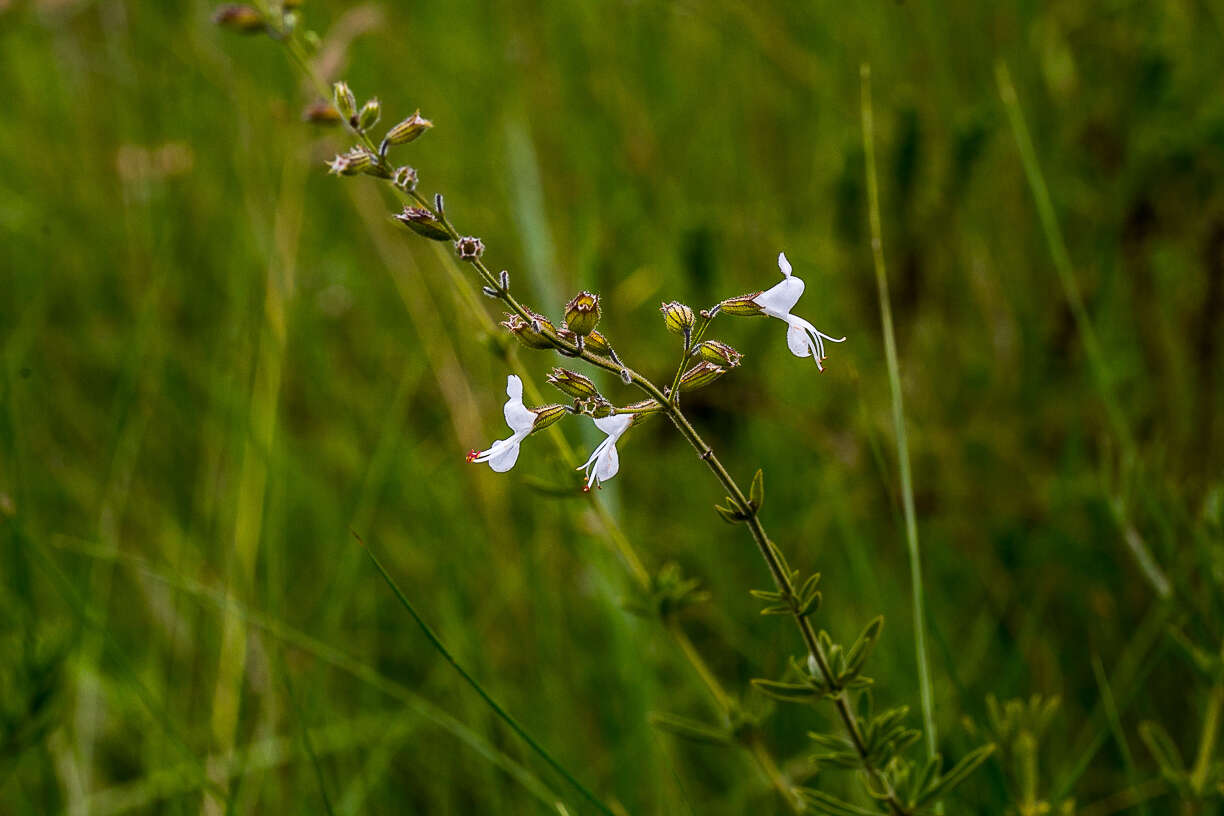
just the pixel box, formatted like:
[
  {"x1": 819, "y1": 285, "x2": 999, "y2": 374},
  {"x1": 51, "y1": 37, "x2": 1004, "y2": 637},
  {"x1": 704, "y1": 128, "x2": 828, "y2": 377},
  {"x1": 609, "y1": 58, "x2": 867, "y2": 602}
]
[{"x1": 860, "y1": 63, "x2": 938, "y2": 762}]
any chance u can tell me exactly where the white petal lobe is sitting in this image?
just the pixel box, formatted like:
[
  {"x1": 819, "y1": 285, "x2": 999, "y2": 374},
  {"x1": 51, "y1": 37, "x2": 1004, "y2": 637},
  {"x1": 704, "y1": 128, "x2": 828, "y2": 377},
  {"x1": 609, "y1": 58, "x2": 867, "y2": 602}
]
[{"x1": 778, "y1": 251, "x2": 793, "y2": 278}]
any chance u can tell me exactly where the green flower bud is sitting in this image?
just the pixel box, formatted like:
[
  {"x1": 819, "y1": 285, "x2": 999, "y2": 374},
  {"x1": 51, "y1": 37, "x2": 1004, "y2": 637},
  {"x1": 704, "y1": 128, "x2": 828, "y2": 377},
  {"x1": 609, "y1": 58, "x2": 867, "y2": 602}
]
[
  {"x1": 383, "y1": 110, "x2": 433, "y2": 146},
  {"x1": 622, "y1": 399, "x2": 663, "y2": 416},
  {"x1": 212, "y1": 4, "x2": 265, "y2": 33},
  {"x1": 583, "y1": 329, "x2": 612, "y2": 356},
  {"x1": 584, "y1": 400, "x2": 615, "y2": 418},
  {"x1": 563, "y1": 291, "x2": 601, "y2": 337},
  {"x1": 357, "y1": 98, "x2": 381, "y2": 132},
  {"x1": 325, "y1": 147, "x2": 373, "y2": 176},
  {"x1": 301, "y1": 101, "x2": 342, "y2": 126},
  {"x1": 332, "y1": 81, "x2": 357, "y2": 123},
  {"x1": 679, "y1": 361, "x2": 726, "y2": 392},
  {"x1": 547, "y1": 368, "x2": 600, "y2": 400},
  {"x1": 530, "y1": 404, "x2": 569, "y2": 433},
  {"x1": 693, "y1": 340, "x2": 742, "y2": 368},
  {"x1": 660, "y1": 301, "x2": 695, "y2": 335},
  {"x1": 716, "y1": 293, "x2": 764, "y2": 316},
  {"x1": 393, "y1": 206, "x2": 451, "y2": 241},
  {"x1": 500, "y1": 310, "x2": 556, "y2": 350}
]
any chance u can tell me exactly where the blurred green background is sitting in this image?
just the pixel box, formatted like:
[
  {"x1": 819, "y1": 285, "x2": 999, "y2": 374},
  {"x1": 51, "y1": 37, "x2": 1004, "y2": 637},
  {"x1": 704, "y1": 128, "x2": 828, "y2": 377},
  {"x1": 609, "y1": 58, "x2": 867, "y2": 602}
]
[{"x1": 2, "y1": 0, "x2": 1223, "y2": 813}]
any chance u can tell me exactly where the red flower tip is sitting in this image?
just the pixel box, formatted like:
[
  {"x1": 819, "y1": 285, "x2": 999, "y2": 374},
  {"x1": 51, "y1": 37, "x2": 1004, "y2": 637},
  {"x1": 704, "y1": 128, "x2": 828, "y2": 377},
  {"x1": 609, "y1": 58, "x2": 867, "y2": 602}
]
[{"x1": 466, "y1": 449, "x2": 480, "y2": 463}]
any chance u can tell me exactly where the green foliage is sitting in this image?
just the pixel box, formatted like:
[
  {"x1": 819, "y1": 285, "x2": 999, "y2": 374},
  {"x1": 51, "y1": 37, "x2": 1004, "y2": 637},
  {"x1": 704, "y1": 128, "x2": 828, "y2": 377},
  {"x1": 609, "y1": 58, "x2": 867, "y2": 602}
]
[{"x1": 2, "y1": 0, "x2": 1223, "y2": 813}]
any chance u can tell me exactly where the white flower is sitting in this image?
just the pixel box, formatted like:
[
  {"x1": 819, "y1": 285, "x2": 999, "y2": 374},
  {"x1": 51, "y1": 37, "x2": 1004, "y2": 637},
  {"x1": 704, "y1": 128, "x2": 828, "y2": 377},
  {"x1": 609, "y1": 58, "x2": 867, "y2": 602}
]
[
  {"x1": 577, "y1": 413, "x2": 634, "y2": 491},
  {"x1": 467, "y1": 375, "x2": 537, "y2": 472},
  {"x1": 752, "y1": 252, "x2": 845, "y2": 371}
]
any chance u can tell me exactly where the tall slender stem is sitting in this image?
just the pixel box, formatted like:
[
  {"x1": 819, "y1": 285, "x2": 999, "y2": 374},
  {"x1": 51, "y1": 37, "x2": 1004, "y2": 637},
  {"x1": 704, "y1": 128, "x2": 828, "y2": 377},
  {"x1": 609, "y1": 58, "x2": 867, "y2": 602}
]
[{"x1": 860, "y1": 63, "x2": 938, "y2": 763}]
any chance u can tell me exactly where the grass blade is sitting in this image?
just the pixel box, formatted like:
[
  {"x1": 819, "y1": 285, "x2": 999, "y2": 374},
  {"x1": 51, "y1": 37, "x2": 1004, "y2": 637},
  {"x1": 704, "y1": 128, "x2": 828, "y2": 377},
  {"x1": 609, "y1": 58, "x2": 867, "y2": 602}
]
[
  {"x1": 860, "y1": 62, "x2": 938, "y2": 761},
  {"x1": 355, "y1": 532, "x2": 616, "y2": 816}
]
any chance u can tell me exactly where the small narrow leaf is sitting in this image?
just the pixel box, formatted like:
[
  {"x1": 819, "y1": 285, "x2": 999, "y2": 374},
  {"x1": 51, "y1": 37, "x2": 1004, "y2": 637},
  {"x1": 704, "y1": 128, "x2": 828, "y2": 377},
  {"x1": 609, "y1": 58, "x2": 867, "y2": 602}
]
[
  {"x1": 797, "y1": 591, "x2": 822, "y2": 617},
  {"x1": 1139, "y1": 721, "x2": 1186, "y2": 780},
  {"x1": 713, "y1": 503, "x2": 741, "y2": 524},
  {"x1": 751, "y1": 678, "x2": 818, "y2": 703},
  {"x1": 843, "y1": 616, "x2": 885, "y2": 679},
  {"x1": 918, "y1": 743, "x2": 996, "y2": 805},
  {"x1": 749, "y1": 468, "x2": 765, "y2": 511},
  {"x1": 648, "y1": 712, "x2": 732, "y2": 746},
  {"x1": 797, "y1": 787, "x2": 884, "y2": 816},
  {"x1": 749, "y1": 589, "x2": 784, "y2": 602}
]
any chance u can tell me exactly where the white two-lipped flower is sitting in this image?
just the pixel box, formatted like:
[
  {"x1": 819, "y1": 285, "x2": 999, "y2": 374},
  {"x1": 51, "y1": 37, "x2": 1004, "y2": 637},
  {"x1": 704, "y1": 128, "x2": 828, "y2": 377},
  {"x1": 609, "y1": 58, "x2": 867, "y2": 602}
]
[
  {"x1": 753, "y1": 252, "x2": 846, "y2": 371},
  {"x1": 577, "y1": 413, "x2": 633, "y2": 491},
  {"x1": 467, "y1": 375, "x2": 537, "y2": 472}
]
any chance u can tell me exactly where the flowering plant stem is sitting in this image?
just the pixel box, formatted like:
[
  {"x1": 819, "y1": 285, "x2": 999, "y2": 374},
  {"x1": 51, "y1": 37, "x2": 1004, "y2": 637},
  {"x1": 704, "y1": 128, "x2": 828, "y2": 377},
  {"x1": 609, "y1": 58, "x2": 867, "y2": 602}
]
[{"x1": 258, "y1": 16, "x2": 910, "y2": 813}]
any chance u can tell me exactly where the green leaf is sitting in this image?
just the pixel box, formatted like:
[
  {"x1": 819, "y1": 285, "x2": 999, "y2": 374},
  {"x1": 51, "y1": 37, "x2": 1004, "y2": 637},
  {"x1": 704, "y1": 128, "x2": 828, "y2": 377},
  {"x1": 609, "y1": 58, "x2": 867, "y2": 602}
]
[
  {"x1": 811, "y1": 751, "x2": 863, "y2": 769},
  {"x1": 749, "y1": 589, "x2": 784, "y2": 602},
  {"x1": 797, "y1": 787, "x2": 884, "y2": 816},
  {"x1": 843, "y1": 616, "x2": 884, "y2": 680},
  {"x1": 647, "y1": 712, "x2": 732, "y2": 746},
  {"x1": 751, "y1": 678, "x2": 818, "y2": 703},
  {"x1": 808, "y1": 732, "x2": 854, "y2": 751},
  {"x1": 749, "y1": 468, "x2": 765, "y2": 511},
  {"x1": 918, "y1": 743, "x2": 996, "y2": 805},
  {"x1": 1139, "y1": 721, "x2": 1186, "y2": 780},
  {"x1": 713, "y1": 503, "x2": 741, "y2": 524}
]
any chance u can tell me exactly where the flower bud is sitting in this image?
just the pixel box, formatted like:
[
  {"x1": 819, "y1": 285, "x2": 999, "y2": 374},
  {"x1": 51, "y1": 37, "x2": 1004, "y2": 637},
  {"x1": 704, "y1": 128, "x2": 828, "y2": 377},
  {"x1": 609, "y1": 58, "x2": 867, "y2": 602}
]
[
  {"x1": 583, "y1": 329, "x2": 612, "y2": 356},
  {"x1": 213, "y1": 4, "x2": 264, "y2": 33},
  {"x1": 326, "y1": 147, "x2": 373, "y2": 176},
  {"x1": 500, "y1": 310, "x2": 555, "y2": 350},
  {"x1": 583, "y1": 400, "x2": 615, "y2": 418},
  {"x1": 332, "y1": 81, "x2": 357, "y2": 123},
  {"x1": 530, "y1": 404, "x2": 569, "y2": 433},
  {"x1": 547, "y1": 368, "x2": 600, "y2": 400},
  {"x1": 301, "y1": 101, "x2": 341, "y2": 126},
  {"x1": 563, "y1": 291, "x2": 601, "y2": 337},
  {"x1": 716, "y1": 293, "x2": 764, "y2": 317},
  {"x1": 693, "y1": 340, "x2": 742, "y2": 368},
  {"x1": 678, "y1": 361, "x2": 726, "y2": 392},
  {"x1": 357, "y1": 98, "x2": 381, "y2": 132},
  {"x1": 393, "y1": 206, "x2": 450, "y2": 241},
  {"x1": 383, "y1": 111, "x2": 433, "y2": 146},
  {"x1": 622, "y1": 399, "x2": 663, "y2": 416},
  {"x1": 455, "y1": 236, "x2": 484, "y2": 261},
  {"x1": 392, "y1": 166, "x2": 418, "y2": 192},
  {"x1": 660, "y1": 301, "x2": 695, "y2": 335}
]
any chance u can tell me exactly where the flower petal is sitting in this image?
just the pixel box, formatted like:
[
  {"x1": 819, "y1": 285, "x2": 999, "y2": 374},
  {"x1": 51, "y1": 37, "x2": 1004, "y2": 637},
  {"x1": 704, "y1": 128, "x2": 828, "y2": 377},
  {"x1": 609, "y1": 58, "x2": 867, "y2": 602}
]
[
  {"x1": 786, "y1": 320, "x2": 814, "y2": 357},
  {"x1": 593, "y1": 413, "x2": 633, "y2": 439},
  {"x1": 502, "y1": 374, "x2": 536, "y2": 433},
  {"x1": 753, "y1": 275, "x2": 804, "y2": 319},
  {"x1": 594, "y1": 439, "x2": 620, "y2": 484},
  {"x1": 578, "y1": 436, "x2": 612, "y2": 475},
  {"x1": 778, "y1": 251, "x2": 793, "y2": 278},
  {"x1": 483, "y1": 436, "x2": 524, "y2": 472}
]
